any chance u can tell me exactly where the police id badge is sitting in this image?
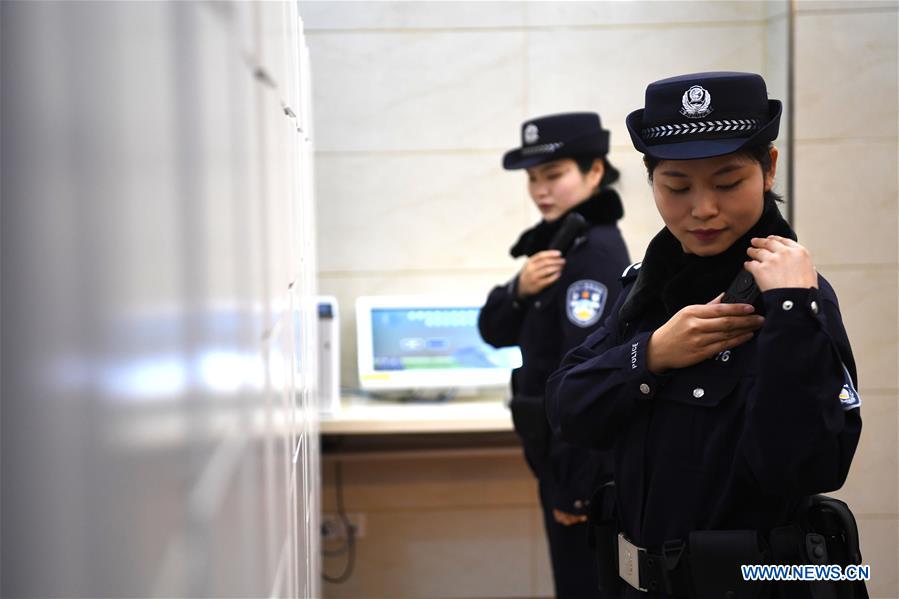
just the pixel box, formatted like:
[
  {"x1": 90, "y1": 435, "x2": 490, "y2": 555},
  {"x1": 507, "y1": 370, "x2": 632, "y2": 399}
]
[
  {"x1": 838, "y1": 363, "x2": 861, "y2": 411},
  {"x1": 566, "y1": 280, "x2": 607, "y2": 328}
]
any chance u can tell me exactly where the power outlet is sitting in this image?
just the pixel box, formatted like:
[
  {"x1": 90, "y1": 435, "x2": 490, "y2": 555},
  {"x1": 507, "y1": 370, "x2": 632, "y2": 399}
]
[{"x1": 321, "y1": 512, "x2": 366, "y2": 540}]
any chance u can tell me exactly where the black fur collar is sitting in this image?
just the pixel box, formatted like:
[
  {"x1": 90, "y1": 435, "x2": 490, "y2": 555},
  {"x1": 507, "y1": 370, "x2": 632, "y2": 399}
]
[
  {"x1": 510, "y1": 188, "x2": 624, "y2": 258},
  {"x1": 620, "y1": 197, "x2": 796, "y2": 322}
]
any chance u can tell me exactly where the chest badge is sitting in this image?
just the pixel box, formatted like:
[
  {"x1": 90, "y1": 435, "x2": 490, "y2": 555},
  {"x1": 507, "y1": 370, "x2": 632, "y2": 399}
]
[{"x1": 566, "y1": 280, "x2": 607, "y2": 328}]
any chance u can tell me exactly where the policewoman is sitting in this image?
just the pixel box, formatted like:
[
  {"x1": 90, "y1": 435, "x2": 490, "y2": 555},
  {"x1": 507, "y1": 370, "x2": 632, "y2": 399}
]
[
  {"x1": 546, "y1": 73, "x2": 864, "y2": 598},
  {"x1": 479, "y1": 112, "x2": 630, "y2": 598}
]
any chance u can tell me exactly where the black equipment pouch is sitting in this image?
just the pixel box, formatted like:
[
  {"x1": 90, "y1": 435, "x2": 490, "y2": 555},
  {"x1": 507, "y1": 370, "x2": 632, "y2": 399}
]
[
  {"x1": 587, "y1": 481, "x2": 622, "y2": 595},
  {"x1": 798, "y1": 495, "x2": 869, "y2": 599},
  {"x1": 508, "y1": 394, "x2": 550, "y2": 450},
  {"x1": 687, "y1": 530, "x2": 769, "y2": 599}
]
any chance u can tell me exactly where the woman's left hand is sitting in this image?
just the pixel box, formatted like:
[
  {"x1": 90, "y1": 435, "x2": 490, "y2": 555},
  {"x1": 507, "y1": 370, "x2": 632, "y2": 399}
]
[
  {"x1": 745, "y1": 235, "x2": 818, "y2": 291},
  {"x1": 552, "y1": 509, "x2": 587, "y2": 526}
]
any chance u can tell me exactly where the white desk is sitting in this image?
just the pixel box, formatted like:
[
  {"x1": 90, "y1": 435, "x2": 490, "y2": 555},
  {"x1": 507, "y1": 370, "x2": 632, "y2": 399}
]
[{"x1": 319, "y1": 394, "x2": 514, "y2": 435}]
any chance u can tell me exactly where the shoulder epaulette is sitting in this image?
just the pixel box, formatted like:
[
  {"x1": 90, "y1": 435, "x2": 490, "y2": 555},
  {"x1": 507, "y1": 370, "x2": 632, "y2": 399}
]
[{"x1": 620, "y1": 262, "x2": 642, "y2": 281}]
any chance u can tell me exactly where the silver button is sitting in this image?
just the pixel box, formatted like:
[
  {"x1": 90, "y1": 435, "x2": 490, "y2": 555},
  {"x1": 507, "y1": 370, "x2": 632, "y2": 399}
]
[
  {"x1": 639, "y1": 383, "x2": 651, "y2": 395},
  {"x1": 574, "y1": 500, "x2": 584, "y2": 509},
  {"x1": 693, "y1": 387, "x2": 705, "y2": 399},
  {"x1": 534, "y1": 300, "x2": 542, "y2": 309},
  {"x1": 782, "y1": 300, "x2": 794, "y2": 311},
  {"x1": 810, "y1": 300, "x2": 819, "y2": 314}
]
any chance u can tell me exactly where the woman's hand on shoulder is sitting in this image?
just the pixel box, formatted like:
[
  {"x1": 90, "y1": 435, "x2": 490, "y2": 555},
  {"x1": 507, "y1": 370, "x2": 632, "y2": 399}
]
[
  {"x1": 745, "y1": 235, "x2": 818, "y2": 292},
  {"x1": 647, "y1": 294, "x2": 764, "y2": 373},
  {"x1": 517, "y1": 250, "x2": 566, "y2": 298}
]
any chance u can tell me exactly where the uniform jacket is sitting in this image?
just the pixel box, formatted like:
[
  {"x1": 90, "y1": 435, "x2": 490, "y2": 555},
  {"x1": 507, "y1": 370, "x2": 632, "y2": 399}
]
[
  {"x1": 479, "y1": 188, "x2": 631, "y2": 514},
  {"x1": 545, "y1": 202, "x2": 862, "y2": 596}
]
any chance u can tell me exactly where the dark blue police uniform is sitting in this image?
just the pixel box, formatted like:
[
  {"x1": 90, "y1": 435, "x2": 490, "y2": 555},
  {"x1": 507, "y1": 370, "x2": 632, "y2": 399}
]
[
  {"x1": 546, "y1": 74, "x2": 865, "y2": 599},
  {"x1": 479, "y1": 112, "x2": 631, "y2": 599}
]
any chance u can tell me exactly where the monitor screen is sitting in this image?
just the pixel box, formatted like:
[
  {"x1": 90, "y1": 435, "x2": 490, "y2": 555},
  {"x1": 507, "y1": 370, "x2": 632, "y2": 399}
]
[{"x1": 356, "y1": 296, "x2": 522, "y2": 391}]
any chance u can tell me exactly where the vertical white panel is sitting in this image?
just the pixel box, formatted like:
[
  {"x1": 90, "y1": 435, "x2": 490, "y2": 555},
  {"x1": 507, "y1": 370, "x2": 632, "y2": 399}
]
[{"x1": 1, "y1": 1, "x2": 318, "y2": 597}]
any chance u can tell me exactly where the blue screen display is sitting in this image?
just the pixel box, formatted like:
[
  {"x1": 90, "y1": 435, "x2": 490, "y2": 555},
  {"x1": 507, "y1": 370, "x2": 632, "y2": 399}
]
[{"x1": 370, "y1": 307, "x2": 521, "y2": 372}]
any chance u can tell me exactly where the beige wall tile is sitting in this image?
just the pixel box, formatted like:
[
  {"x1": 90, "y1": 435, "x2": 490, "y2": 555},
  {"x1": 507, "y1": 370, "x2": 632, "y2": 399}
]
[
  {"x1": 856, "y1": 516, "x2": 898, "y2": 598},
  {"x1": 315, "y1": 152, "x2": 532, "y2": 273},
  {"x1": 766, "y1": 14, "x2": 790, "y2": 96},
  {"x1": 821, "y1": 267, "x2": 899, "y2": 392},
  {"x1": 306, "y1": 31, "x2": 526, "y2": 152},
  {"x1": 795, "y1": 10, "x2": 898, "y2": 140},
  {"x1": 766, "y1": 1, "x2": 791, "y2": 19},
  {"x1": 298, "y1": 1, "x2": 526, "y2": 31},
  {"x1": 831, "y1": 393, "x2": 898, "y2": 516},
  {"x1": 322, "y1": 508, "x2": 534, "y2": 598},
  {"x1": 794, "y1": 139, "x2": 898, "y2": 266},
  {"x1": 321, "y1": 454, "x2": 537, "y2": 512},
  {"x1": 525, "y1": 1, "x2": 767, "y2": 27},
  {"x1": 795, "y1": 1, "x2": 898, "y2": 12},
  {"x1": 526, "y1": 24, "x2": 766, "y2": 153}
]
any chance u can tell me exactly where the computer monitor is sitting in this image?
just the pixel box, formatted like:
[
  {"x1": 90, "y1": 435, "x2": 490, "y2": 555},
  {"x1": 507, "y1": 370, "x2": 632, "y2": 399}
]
[{"x1": 355, "y1": 296, "x2": 522, "y2": 392}]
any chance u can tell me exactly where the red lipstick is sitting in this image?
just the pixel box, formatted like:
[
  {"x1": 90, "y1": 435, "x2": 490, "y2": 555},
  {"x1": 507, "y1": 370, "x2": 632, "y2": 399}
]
[{"x1": 690, "y1": 228, "x2": 725, "y2": 242}]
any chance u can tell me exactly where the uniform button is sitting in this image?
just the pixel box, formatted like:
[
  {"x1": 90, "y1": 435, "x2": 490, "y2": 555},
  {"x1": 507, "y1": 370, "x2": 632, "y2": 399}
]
[
  {"x1": 639, "y1": 383, "x2": 651, "y2": 395},
  {"x1": 782, "y1": 300, "x2": 794, "y2": 311},
  {"x1": 534, "y1": 300, "x2": 542, "y2": 309},
  {"x1": 810, "y1": 300, "x2": 819, "y2": 314},
  {"x1": 693, "y1": 388, "x2": 705, "y2": 399},
  {"x1": 574, "y1": 500, "x2": 584, "y2": 509}
]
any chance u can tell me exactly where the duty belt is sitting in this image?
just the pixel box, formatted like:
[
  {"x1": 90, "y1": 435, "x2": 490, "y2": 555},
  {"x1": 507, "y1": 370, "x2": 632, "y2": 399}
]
[
  {"x1": 602, "y1": 496, "x2": 866, "y2": 599},
  {"x1": 617, "y1": 534, "x2": 690, "y2": 595}
]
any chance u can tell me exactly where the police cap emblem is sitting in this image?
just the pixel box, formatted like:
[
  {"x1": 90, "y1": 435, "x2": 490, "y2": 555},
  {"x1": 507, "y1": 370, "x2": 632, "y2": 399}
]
[
  {"x1": 566, "y1": 280, "x2": 607, "y2": 328},
  {"x1": 523, "y1": 123, "x2": 539, "y2": 145},
  {"x1": 680, "y1": 85, "x2": 713, "y2": 119}
]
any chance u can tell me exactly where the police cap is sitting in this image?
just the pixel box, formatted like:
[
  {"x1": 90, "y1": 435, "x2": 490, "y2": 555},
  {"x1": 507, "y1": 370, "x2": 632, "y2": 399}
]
[
  {"x1": 503, "y1": 112, "x2": 610, "y2": 170},
  {"x1": 626, "y1": 71, "x2": 782, "y2": 160}
]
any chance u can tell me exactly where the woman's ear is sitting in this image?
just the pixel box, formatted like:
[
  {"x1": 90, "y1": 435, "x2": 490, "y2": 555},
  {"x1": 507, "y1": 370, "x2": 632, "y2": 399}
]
[
  {"x1": 764, "y1": 146, "x2": 779, "y2": 192},
  {"x1": 589, "y1": 158, "x2": 605, "y2": 188}
]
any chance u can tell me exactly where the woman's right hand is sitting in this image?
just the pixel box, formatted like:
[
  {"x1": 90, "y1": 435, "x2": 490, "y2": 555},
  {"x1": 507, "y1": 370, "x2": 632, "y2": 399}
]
[
  {"x1": 517, "y1": 250, "x2": 566, "y2": 298},
  {"x1": 646, "y1": 294, "x2": 765, "y2": 374}
]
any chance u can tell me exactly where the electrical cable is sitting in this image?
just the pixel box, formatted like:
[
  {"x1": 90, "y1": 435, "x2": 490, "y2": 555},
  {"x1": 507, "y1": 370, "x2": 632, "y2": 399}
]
[{"x1": 321, "y1": 460, "x2": 356, "y2": 583}]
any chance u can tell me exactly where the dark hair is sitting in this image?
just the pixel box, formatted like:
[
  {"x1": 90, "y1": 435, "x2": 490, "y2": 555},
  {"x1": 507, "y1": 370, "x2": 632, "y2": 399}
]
[
  {"x1": 643, "y1": 143, "x2": 782, "y2": 202},
  {"x1": 574, "y1": 155, "x2": 621, "y2": 189}
]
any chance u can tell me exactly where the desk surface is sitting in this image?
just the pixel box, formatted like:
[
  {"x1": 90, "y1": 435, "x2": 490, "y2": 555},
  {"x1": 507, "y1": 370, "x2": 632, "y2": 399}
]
[{"x1": 320, "y1": 394, "x2": 514, "y2": 435}]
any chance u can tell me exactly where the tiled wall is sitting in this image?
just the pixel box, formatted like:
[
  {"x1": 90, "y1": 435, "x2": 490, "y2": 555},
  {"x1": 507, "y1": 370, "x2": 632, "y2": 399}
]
[
  {"x1": 1, "y1": 2, "x2": 320, "y2": 597},
  {"x1": 792, "y1": 2, "x2": 898, "y2": 597}
]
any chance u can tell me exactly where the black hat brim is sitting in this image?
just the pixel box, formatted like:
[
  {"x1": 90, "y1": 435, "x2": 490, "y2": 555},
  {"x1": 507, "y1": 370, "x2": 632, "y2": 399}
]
[
  {"x1": 627, "y1": 100, "x2": 782, "y2": 160},
  {"x1": 502, "y1": 150, "x2": 559, "y2": 170},
  {"x1": 502, "y1": 130, "x2": 609, "y2": 170}
]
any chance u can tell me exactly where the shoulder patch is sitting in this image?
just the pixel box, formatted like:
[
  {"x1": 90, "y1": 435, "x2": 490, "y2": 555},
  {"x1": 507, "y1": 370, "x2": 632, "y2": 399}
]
[
  {"x1": 566, "y1": 280, "x2": 608, "y2": 328},
  {"x1": 621, "y1": 262, "x2": 642, "y2": 281},
  {"x1": 838, "y1": 363, "x2": 861, "y2": 411}
]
